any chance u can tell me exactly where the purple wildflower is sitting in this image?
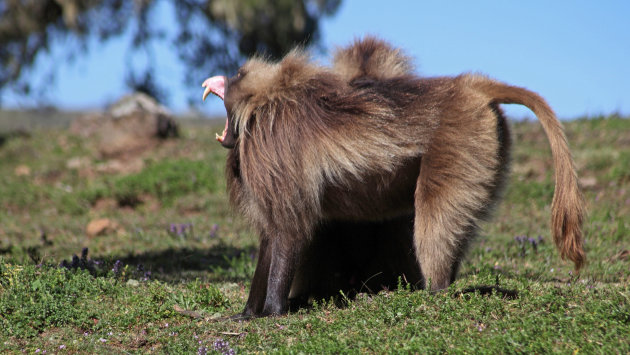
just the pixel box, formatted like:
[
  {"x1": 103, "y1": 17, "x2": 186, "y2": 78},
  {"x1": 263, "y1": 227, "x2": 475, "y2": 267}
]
[
  {"x1": 528, "y1": 237, "x2": 538, "y2": 252},
  {"x1": 58, "y1": 247, "x2": 101, "y2": 275},
  {"x1": 112, "y1": 260, "x2": 123, "y2": 275},
  {"x1": 514, "y1": 234, "x2": 544, "y2": 255},
  {"x1": 514, "y1": 235, "x2": 527, "y2": 256},
  {"x1": 213, "y1": 339, "x2": 236, "y2": 355},
  {"x1": 514, "y1": 235, "x2": 526, "y2": 243},
  {"x1": 71, "y1": 254, "x2": 80, "y2": 268},
  {"x1": 168, "y1": 223, "x2": 194, "y2": 238},
  {"x1": 134, "y1": 263, "x2": 152, "y2": 281},
  {"x1": 209, "y1": 224, "x2": 219, "y2": 238}
]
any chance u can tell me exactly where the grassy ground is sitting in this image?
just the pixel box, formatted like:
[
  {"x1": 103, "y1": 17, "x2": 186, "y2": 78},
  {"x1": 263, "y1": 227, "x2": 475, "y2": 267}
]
[{"x1": 0, "y1": 112, "x2": 628, "y2": 353}]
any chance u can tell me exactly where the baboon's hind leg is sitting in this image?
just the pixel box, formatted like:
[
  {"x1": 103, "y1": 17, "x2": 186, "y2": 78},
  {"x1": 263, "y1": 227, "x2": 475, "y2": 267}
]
[
  {"x1": 413, "y1": 178, "x2": 481, "y2": 291},
  {"x1": 413, "y1": 112, "x2": 507, "y2": 291}
]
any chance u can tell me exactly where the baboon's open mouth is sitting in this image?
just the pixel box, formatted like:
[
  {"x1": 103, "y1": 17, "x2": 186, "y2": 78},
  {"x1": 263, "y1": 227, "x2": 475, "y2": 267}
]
[
  {"x1": 201, "y1": 76, "x2": 229, "y2": 144},
  {"x1": 215, "y1": 119, "x2": 229, "y2": 143}
]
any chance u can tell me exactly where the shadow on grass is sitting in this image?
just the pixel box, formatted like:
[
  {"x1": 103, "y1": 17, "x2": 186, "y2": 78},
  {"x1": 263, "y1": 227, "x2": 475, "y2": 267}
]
[
  {"x1": 455, "y1": 268, "x2": 521, "y2": 299},
  {"x1": 39, "y1": 243, "x2": 257, "y2": 284},
  {"x1": 453, "y1": 285, "x2": 519, "y2": 299},
  {"x1": 110, "y1": 244, "x2": 257, "y2": 283}
]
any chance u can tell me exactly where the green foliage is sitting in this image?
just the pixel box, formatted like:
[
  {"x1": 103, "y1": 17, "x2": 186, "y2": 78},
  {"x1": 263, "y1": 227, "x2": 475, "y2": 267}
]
[
  {"x1": 0, "y1": 0, "x2": 341, "y2": 102},
  {"x1": 0, "y1": 262, "x2": 115, "y2": 337},
  {"x1": 224, "y1": 281, "x2": 629, "y2": 354},
  {"x1": 0, "y1": 261, "x2": 230, "y2": 341},
  {"x1": 171, "y1": 279, "x2": 230, "y2": 312},
  {"x1": 0, "y1": 175, "x2": 41, "y2": 210},
  {"x1": 107, "y1": 159, "x2": 222, "y2": 205},
  {"x1": 211, "y1": 253, "x2": 256, "y2": 281},
  {"x1": 504, "y1": 179, "x2": 555, "y2": 207},
  {"x1": 609, "y1": 151, "x2": 630, "y2": 182}
]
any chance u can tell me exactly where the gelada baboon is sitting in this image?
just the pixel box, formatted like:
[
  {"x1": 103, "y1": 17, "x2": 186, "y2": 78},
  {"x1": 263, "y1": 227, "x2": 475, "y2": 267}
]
[{"x1": 202, "y1": 37, "x2": 585, "y2": 318}]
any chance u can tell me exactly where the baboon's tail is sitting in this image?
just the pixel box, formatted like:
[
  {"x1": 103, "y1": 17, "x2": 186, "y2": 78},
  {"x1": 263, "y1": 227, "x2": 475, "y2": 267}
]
[{"x1": 471, "y1": 75, "x2": 585, "y2": 270}]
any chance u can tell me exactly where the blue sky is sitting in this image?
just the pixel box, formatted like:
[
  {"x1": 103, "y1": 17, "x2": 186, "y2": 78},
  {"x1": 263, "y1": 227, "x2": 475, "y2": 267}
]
[{"x1": 4, "y1": 1, "x2": 630, "y2": 119}]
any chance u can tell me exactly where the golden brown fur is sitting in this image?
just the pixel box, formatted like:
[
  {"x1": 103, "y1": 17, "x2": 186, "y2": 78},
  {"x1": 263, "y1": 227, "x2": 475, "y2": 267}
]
[
  {"x1": 332, "y1": 38, "x2": 414, "y2": 80},
  {"x1": 208, "y1": 37, "x2": 585, "y2": 317}
]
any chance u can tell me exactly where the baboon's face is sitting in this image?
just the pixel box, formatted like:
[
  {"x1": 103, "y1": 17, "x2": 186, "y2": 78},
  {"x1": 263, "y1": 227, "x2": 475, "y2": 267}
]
[{"x1": 202, "y1": 60, "x2": 278, "y2": 149}]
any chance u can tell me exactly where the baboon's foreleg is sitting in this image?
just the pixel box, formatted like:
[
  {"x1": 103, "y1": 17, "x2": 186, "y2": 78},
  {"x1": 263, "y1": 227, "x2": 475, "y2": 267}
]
[
  {"x1": 239, "y1": 237, "x2": 271, "y2": 318},
  {"x1": 260, "y1": 235, "x2": 304, "y2": 316}
]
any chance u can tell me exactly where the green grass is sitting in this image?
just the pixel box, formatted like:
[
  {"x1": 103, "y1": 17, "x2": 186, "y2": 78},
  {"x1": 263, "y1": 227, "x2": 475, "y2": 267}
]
[
  {"x1": 1, "y1": 113, "x2": 629, "y2": 353},
  {"x1": 83, "y1": 158, "x2": 224, "y2": 208}
]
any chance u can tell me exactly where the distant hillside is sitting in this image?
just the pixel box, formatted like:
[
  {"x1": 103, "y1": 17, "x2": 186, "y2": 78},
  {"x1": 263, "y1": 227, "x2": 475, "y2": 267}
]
[
  {"x1": 0, "y1": 109, "x2": 224, "y2": 133},
  {"x1": 0, "y1": 109, "x2": 82, "y2": 132}
]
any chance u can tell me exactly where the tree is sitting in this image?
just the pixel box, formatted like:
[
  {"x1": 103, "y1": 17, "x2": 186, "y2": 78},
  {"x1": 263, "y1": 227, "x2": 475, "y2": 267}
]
[{"x1": 0, "y1": 0, "x2": 341, "y2": 105}]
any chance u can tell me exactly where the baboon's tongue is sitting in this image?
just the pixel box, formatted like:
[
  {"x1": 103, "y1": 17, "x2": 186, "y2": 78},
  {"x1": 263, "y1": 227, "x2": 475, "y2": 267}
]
[{"x1": 201, "y1": 76, "x2": 228, "y2": 142}]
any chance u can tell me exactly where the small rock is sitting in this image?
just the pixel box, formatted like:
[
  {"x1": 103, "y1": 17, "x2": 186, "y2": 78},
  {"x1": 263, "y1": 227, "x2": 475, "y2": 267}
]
[
  {"x1": 91, "y1": 198, "x2": 119, "y2": 211},
  {"x1": 126, "y1": 279, "x2": 140, "y2": 287},
  {"x1": 95, "y1": 158, "x2": 144, "y2": 175},
  {"x1": 210, "y1": 312, "x2": 223, "y2": 320},
  {"x1": 14, "y1": 165, "x2": 31, "y2": 176},
  {"x1": 86, "y1": 218, "x2": 118, "y2": 237},
  {"x1": 66, "y1": 157, "x2": 91, "y2": 170},
  {"x1": 579, "y1": 176, "x2": 597, "y2": 188}
]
